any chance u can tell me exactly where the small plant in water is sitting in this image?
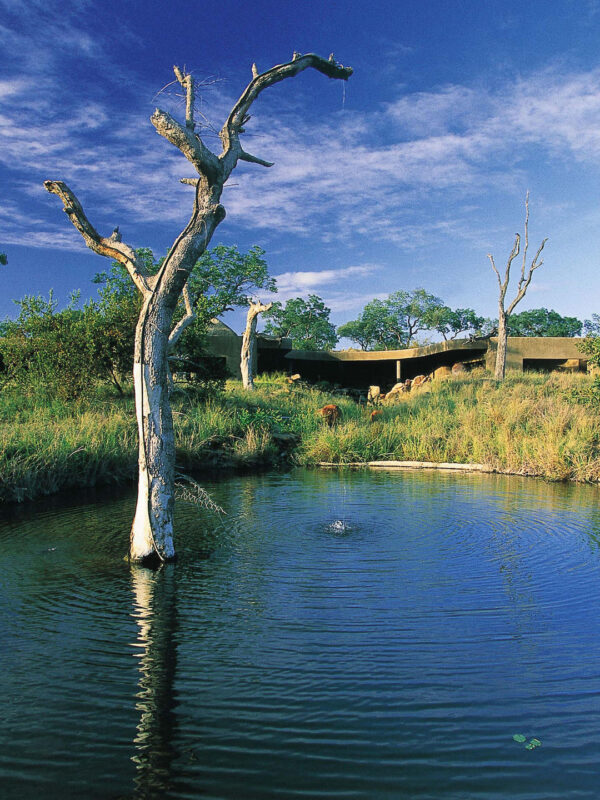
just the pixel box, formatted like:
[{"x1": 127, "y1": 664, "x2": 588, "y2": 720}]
[{"x1": 513, "y1": 733, "x2": 541, "y2": 749}]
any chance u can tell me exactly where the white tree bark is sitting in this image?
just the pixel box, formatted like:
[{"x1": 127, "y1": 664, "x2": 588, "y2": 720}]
[
  {"x1": 495, "y1": 307, "x2": 508, "y2": 381},
  {"x1": 241, "y1": 300, "x2": 272, "y2": 390},
  {"x1": 487, "y1": 192, "x2": 547, "y2": 381},
  {"x1": 45, "y1": 53, "x2": 352, "y2": 564}
]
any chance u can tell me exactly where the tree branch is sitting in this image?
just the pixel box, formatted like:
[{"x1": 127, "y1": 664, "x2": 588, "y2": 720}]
[
  {"x1": 239, "y1": 150, "x2": 275, "y2": 168},
  {"x1": 168, "y1": 282, "x2": 196, "y2": 349},
  {"x1": 219, "y1": 52, "x2": 353, "y2": 177},
  {"x1": 173, "y1": 65, "x2": 195, "y2": 129},
  {"x1": 506, "y1": 236, "x2": 547, "y2": 315},
  {"x1": 43, "y1": 180, "x2": 151, "y2": 294},
  {"x1": 151, "y1": 107, "x2": 222, "y2": 182}
]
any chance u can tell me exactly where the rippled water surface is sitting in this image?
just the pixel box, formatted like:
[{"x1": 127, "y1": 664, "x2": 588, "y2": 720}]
[{"x1": 2, "y1": 469, "x2": 600, "y2": 799}]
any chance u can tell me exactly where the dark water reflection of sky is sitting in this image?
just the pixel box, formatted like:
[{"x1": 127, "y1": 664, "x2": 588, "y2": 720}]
[{"x1": 1, "y1": 469, "x2": 600, "y2": 799}]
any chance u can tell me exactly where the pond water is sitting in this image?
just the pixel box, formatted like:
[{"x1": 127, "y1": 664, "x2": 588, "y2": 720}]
[{"x1": 2, "y1": 468, "x2": 600, "y2": 799}]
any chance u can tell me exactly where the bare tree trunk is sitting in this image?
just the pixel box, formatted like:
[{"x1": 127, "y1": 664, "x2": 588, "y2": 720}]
[
  {"x1": 495, "y1": 307, "x2": 508, "y2": 381},
  {"x1": 130, "y1": 303, "x2": 176, "y2": 561},
  {"x1": 241, "y1": 300, "x2": 272, "y2": 390}
]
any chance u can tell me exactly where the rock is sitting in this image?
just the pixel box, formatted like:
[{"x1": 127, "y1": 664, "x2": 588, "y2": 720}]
[
  {"x1": 382, "y1": 381, "x2": 409, "y2": 404},
  {"x1": 451, "y1": 362, "x2": 466, "y2": 374},
  {"x1": 433, "y1": 365, "x2": 452, "y2": 380},
  {"x1": 367, "y1": 385, "x2": 381, "y2": 404},
  {"x1": 411, "y1": 374, "x2": 429, "y2": 389}
]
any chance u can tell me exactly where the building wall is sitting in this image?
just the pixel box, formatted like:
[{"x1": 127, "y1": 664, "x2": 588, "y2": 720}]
[{"x1": 485, "y1": 337, "x2": 587, "y2": 372}]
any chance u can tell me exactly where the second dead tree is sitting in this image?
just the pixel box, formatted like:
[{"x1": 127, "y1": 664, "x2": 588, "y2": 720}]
[{"x1": 487, "y1": 192, "x2": 547, "y2": 380}]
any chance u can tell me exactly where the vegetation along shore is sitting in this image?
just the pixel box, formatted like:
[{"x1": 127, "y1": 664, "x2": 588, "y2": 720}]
[{"x1": 1, "y1": 369, "x2": 599, "y2": 505}]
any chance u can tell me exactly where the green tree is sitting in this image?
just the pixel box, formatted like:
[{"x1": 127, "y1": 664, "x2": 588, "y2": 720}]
[
  {"x1": 584, "y1": 314, "x2": 600, "y2": 336},
  {"x1": 84, "y1": 248, "x2": 158, "y2": 392},
  {"x1": 187, "y1": 244, "x2": 276, "y2": 328},
  {"x1": 264, "y1": 294, "x2": 338, "y2": 350},
  {"x1": 507, "y1": 308, "x2": 582, "y2": 337},
  {"x1": 579, "y1": 315, "x2": 600, "y2": 373},
  {"x1": 338, "y1": 299, "x2": 396, "y2": 350},
  {"x1": 0, "y1": 290, "x2": 93, "y2": 399},
  {"x1": 429, "y1": 306, "x2": 485, "y2": 340},
  {"x1": 338, "y1": 289, "x2": 445, "y2": 350}
]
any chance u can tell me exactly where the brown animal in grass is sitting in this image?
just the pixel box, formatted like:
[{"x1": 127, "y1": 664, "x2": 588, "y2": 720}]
[
  {"x1": 319, "y1": 404, "x2": 342, "y2": 427},
  {"x1": 370, "y1": 410, "x2": 383, "y2": 423}
]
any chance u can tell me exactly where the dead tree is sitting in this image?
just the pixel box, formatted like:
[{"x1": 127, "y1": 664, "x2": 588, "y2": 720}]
[
  {"x1": 45, "y1": 53, "x2": 352, "y2": 564},
  {"x1": 241, "y1": 300, "x2": 273, "y2": 390},
  {"x1": 487, "y1": 192, "x2": 547, "y2": 380}
]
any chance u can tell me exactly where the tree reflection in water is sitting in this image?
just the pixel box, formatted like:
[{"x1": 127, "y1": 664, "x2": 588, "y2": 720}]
[{"x1": 130, "y1": 564, "x2": 178, "y2": 799}]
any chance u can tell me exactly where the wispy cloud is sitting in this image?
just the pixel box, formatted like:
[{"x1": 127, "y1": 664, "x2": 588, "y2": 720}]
[
  {"x1": 4, "y1": 10, "x2": 600, "y2": 266},
  {"x1": 276, "y1": 263, "x2": 377, "y2": 294}
]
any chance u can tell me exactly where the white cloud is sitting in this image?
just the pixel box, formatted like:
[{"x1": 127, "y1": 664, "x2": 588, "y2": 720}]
[
  {"x1": 275, "y1": 264, "x2": 377, "y2": 294},
  {"x1": 5, "y1": 31, "x2": 600, "y2": 262}
]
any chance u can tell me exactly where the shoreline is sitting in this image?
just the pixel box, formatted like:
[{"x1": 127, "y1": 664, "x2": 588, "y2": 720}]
[{"x1": 2, "y1": 371, "x2": 599, "y2": 505}]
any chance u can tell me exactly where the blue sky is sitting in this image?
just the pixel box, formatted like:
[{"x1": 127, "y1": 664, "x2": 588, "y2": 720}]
[{"x1": 2, "y1": 0, "x2": 600, "y2": 338}]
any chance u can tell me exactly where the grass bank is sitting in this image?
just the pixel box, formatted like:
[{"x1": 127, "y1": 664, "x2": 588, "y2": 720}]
[{"x1": 1, "y1": 370, "x2": 599, "y2": 503}]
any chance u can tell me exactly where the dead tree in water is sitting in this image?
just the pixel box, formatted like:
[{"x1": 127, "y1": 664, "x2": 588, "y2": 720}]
[
  {"x1": 487, "y1": 192, "x2": 547, "y2": 380},
  {"x1": 45, "y1": 53, "x2": 352, "y2": 564}
]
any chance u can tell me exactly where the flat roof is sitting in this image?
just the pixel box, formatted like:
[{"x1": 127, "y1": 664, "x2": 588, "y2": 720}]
[{"x1": 286, "y1": 337, "x2": 489, "y2": 362}]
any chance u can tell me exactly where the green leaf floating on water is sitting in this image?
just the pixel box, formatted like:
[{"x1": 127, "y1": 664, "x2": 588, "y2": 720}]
[{"x1": 513, "y1": 734, "x2": 541, "y2": 749}]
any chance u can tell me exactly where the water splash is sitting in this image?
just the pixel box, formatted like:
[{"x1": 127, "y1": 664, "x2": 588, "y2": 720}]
[{"x1": 326, "y1": 519, "x2": 352, "y2": 535}]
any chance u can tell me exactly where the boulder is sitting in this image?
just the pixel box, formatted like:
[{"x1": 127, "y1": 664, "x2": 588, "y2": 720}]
[
  {"x1": 433, "y1": 365, "x2": 452, "y2": 380},
  {"x1": 451, "y1": 362, "x2": 466, "y2": 375},
  {"x1": 411, "y1": 374, "x2": 429, "y2": 389},
  {"x1": 367, "y1": 385, "x2": 381, "y2": 404},
  {"x1": 382, "y1": 381, "x2": 409, "y2": 404}
]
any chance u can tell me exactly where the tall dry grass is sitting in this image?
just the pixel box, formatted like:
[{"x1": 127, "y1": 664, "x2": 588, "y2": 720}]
[
  {"x1": 1, "y1": 370, "x2": 599, "y2": 503},
  {"x1": 296, "y1": 371, "x2": 600, "y2": 481}
]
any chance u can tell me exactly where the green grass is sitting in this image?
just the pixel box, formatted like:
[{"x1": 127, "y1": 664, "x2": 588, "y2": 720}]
[{"x1": 1, "y1": 369, "x2": 599, "y2": 503}]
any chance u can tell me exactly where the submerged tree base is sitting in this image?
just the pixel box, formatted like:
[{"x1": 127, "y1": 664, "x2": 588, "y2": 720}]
[{"x1": 129, "y1": 550, "x2": 178, "y2": 569}]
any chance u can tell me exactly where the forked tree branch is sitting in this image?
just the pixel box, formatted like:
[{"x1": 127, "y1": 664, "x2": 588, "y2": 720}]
[
  {"x1": 43, "y1": 180, "x2": 152, "y2": 295},
  {"x1": 168, "y1": 283, "x2": 196, "y2": 348},
  {"x1": 150, "y1": 107, "x2": 223, "y2": 182},
  {"x1": 506, "y1": 236, "x2": 547, "y2": 315},
  {"x1": 153, "y1": 54, "x2": 352, "y2": 185},
  {"x1": 487, "y1": 192, "x2": 547, "y2": 317},
  {"x1": 219, "y1": 52, "x2": 352, "y2": 177}
]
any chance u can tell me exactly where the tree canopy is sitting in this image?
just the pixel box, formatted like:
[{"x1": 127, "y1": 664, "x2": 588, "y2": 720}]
[
  {"x1": 338, "y1": 290, "x2": 444, "y2": 350},
  {"x1": 264, "y1": 294, "x2": 338, "y2": 350},
  {"x1": 428, "y1": 306, "x2": 485, "y2": 340},
  {"x1": 584, "y1": 314, "x2": 600, "y2": 336},
  {"x1": 507, "y1": 308, "x2": 582, "y2": 337},
  {"x1": 337, "y1": 289, "x2": 482, "y2": 350}
]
